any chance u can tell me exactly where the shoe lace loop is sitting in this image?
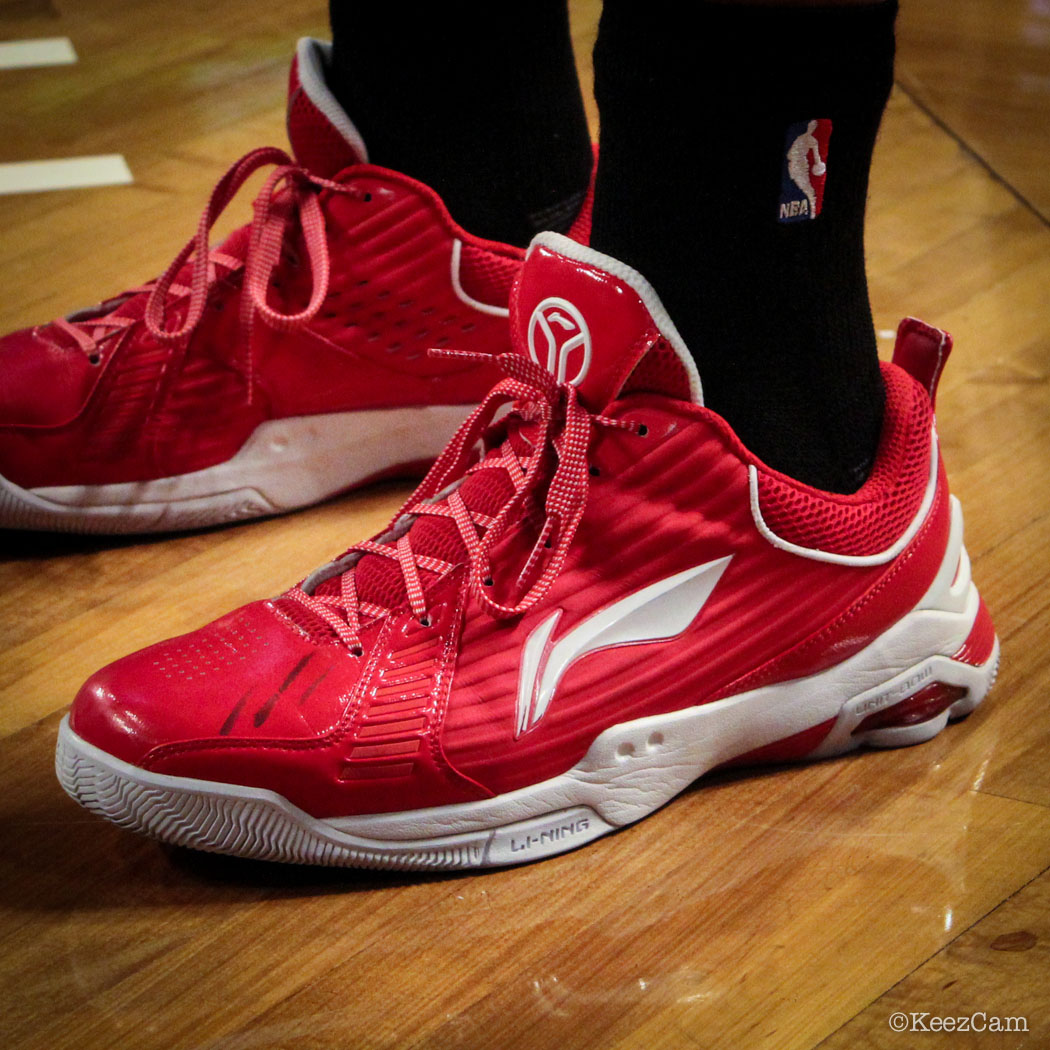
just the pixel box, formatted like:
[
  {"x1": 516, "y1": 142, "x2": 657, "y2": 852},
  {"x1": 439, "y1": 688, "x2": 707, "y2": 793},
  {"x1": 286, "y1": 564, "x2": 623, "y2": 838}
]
[
  {"x1": 285, "y1": 351, "x2": 639, "y2": 649},
  {"x1": 144, "y1": 146, "x2": 358, "y2": 342},
  {"x1": 52, "y1": 312, "x2": 136, "y2": 360},
  {"x1": 53, "y1": 147, "x2": 364, "y2": 362}
]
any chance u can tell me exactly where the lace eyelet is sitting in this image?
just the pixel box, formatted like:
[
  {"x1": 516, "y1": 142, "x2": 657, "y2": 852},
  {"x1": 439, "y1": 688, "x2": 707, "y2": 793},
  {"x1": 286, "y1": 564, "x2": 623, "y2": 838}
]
[
  {"x1": 418, "y1": 616, "x2": 431, "y2": 627},
  {"x1": 363, "y1": 192, "x2": 373, "y2": 203},
  {"x1": 637, "y1": 424, "x2": 650, "y2": 437},
  {"x1": 349, "y1": 645, "x2": 364, "y2": 658},
  {"x1": 588, "y1": 465, "x2": 601, "y2": 477},
  {"x1": 482, "y1": 576, "x2": 494, "y2": 587},
  {"x1": 87, "y1": 353, "x2": 101, "y2": 366}
]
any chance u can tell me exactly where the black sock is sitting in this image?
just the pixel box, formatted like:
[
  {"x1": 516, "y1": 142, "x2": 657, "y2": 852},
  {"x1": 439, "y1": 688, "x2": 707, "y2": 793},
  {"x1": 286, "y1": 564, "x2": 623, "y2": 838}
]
[
  {"x1": 327, "y1": 1, "x2": 593, "y2": 248},
  {"x1": 591, "y1": 0, "x2": 896, "y2": 493}
]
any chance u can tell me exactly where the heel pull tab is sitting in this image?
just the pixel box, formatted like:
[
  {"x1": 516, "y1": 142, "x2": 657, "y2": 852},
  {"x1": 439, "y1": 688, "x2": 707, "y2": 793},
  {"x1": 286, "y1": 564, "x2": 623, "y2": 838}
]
[{"x1": 892, "y1": 317, "x2": 953, "y2": 408}]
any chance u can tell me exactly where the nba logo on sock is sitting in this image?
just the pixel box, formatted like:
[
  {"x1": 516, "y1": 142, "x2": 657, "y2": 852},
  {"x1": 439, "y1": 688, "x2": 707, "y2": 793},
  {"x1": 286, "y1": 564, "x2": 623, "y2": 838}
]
[{"x1": 779, "y1": 119, "x2": 832, "y2": 222}]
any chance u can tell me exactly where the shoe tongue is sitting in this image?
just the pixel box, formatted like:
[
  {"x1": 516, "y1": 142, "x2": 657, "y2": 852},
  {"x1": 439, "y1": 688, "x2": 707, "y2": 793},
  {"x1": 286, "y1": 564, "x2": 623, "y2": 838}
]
[
  {"x1": 510, "y1": 232, "x2": 703, "y2": 412},
  {"x1": 301, "y1": 237, "x2": 704, "y2": 633},
  {"x1": 308, "y1": 453, "x2": 518, "y2": 615},
  {"x1": 286, "y1": 38, "x2": 368, "y2": 177}
]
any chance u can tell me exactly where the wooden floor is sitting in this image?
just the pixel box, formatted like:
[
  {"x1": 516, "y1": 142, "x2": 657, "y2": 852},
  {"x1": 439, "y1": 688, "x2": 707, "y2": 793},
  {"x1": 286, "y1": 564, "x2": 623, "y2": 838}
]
[{"x1": 2, "y1": 2, "x2": 1049, "y2": 1047}]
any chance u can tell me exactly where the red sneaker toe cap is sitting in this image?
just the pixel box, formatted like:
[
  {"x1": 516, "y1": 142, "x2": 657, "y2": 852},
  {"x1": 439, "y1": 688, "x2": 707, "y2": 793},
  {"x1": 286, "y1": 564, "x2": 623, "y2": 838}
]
[
  {"x1": 69, "y1": 665, "x2": 165, "y2": 767},
  {"x1": 68, "y1": 602, "x2": 356, "y2": 768}
]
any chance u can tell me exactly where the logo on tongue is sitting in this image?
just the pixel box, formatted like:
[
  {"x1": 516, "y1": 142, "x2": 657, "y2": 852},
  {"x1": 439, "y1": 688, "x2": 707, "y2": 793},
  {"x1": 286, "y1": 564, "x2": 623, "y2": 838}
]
[{"x1": 527, "y1": 297, "x2": 592, "y2": 386}]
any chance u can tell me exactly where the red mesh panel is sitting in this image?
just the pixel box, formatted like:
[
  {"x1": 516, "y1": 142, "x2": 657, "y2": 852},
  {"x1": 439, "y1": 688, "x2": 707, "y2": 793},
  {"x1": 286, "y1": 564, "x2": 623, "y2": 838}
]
[
  {"x1": 755, "y1": 366, "x2": 933, "y2": 557},
  {"x1": 458, "y1": 242, "x2": 520, "y2": 308},
  {"x1": 274, "y1": 597, "x2": 333, "y2": 638}
]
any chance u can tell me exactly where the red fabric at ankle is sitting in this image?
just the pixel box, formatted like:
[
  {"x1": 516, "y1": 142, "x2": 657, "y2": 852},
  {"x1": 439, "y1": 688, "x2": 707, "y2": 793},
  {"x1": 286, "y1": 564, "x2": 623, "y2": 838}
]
[{"x1": 754, "y1": 366, "x2": 933, "y2": 557}]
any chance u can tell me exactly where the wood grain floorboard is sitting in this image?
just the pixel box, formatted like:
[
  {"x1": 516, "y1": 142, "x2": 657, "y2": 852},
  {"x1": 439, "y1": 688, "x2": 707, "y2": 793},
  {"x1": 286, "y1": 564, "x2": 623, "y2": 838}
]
[
  {"x1": 2, "y1": 2, "x2": 1049, "y2": 1048},
  {"x1": 897, "y1": 0, "x2": 1050, "y2": 224},
  {"x1": 821, "y1": 863, "x2": 1050, "y2": 1048}
]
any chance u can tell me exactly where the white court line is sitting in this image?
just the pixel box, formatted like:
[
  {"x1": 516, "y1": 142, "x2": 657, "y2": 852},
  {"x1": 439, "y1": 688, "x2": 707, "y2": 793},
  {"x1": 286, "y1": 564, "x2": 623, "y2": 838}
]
[
  {"x1": 0, "y1": 37, "x2": 77, "y2": 70},
  {"x1": 0, "y1": 155, "x2": 133, "y2": 195}
]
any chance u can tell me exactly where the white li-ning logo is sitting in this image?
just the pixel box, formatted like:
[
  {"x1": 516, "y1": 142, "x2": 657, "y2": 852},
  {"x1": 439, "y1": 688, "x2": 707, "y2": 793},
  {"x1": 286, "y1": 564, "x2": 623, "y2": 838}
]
[{"x1": 527, "y1": 297, "x2": 592, "y2": 385}]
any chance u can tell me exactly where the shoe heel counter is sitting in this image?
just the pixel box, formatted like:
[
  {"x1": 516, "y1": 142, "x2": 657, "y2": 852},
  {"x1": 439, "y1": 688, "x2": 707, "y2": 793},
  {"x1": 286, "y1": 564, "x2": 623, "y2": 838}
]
[
  {"x1": 917, "y1": 489, "x2": 970, "y2": 615},
  {"x1": 915, "y1": 474, "x2": 998, "y2": 665}
]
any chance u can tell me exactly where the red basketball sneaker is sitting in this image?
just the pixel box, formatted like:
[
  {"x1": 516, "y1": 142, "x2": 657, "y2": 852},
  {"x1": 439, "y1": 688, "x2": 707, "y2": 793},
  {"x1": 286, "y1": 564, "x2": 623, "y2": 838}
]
[
  {"x1": 56, "y1": 234, "x2": 998, "y2": 869},
  {"x1": 0, "y1": 38, "x2": 574, "y2": 533}
]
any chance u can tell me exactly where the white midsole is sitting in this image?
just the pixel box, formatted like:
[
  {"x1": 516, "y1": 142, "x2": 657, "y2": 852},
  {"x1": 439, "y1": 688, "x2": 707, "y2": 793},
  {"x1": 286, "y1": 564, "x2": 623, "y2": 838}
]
[
  {"x1": 55, "y1": 498, "x2": 997, "y2": 868},
  {"x1": 1, "y1": 404, "x2": 471, "y2": 532}
]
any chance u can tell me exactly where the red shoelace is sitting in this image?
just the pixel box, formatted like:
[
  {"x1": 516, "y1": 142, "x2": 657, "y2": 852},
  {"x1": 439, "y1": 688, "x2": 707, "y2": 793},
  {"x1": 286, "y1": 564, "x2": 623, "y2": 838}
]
[
  {"x1": 52, "y1": 146, "x2": 364, "y2": 373},
  {"x1": 285, "y1": 351, "x2": 640, "y2": 650}
]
